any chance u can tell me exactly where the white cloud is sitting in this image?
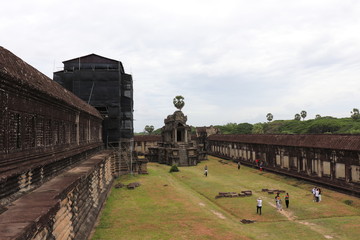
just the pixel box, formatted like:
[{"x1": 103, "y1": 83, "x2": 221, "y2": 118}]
[{"x1": 2, "y1": 0, "x2": 360, "y2": 131}]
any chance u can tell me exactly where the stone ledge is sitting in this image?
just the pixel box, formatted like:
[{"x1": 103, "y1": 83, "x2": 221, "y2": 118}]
[{"x1": 0, "y1": 150, "x2": 114, "y2": 240}]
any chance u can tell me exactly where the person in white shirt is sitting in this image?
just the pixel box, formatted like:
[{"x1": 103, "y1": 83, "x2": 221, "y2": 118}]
[
  {"x1": 315, "y1": 188, "x2": 320, "y2": 202},
  {"x1": 257, "y1": 197, "x2": 262, "y2": 215},
  {"x1": 312, "y1": 187, "x2": 317, "y2": 202}
]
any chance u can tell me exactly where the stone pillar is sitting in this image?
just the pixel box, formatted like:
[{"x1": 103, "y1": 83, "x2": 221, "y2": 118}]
[
  {"x1": 76, "y1": 113, "x2": 79, "y2": 145},
  {"x1": 141, "y1": 141, "x2": 145, "y2": 153}
]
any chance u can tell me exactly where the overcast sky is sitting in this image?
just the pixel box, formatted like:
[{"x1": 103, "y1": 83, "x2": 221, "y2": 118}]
[{"x1": 2, "y1": 0, "x2": 360, "y2": 132}]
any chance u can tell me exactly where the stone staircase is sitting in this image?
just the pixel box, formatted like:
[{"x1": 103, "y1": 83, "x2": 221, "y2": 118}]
[
  {"x1": 178, "y1": 144, "x2": 188, "y2": 166},
  {"x1": 108, "y1": 142, "x2": 130, "y2": 175}
]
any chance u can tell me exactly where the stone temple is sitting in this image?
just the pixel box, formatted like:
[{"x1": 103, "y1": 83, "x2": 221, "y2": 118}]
[{"x1": 147, "y1": 96, "x2": 200, "y2": 166}]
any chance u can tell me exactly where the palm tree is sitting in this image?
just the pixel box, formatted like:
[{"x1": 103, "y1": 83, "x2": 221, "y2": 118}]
[
  {"x1": 351, "y1": 108, "x2": 360, "y2": 120},
  {"x1": 294, "y1": 113, "x2": 301, "y2": 121},
  {"x1": 173, "y1": 95, "x2": 185, "y2": 110},
  {"x1": 144, "y1": 125, "x2": 154, "y2": 134},
  {"x1": 266, "y1": 113, "x2": 273, "y2": 122},
  {"x1": 300, "y1": 110, "x2": 307, "y2": 121}
]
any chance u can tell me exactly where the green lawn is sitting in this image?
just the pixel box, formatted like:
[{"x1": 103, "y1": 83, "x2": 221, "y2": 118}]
[{"x1": 91, "y1": 156, "x2": 360, "y2": 240}]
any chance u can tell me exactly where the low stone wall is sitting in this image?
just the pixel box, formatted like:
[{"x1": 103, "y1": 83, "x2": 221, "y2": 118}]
[{"x1": 0, "y1": 150, "x2": 114, "y2": 240}]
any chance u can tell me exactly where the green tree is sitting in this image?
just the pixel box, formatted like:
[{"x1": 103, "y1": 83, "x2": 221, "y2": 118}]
[
  {"x1": 266, "y1": 113, "x2": 273, "y2": 122},
  {"x1": 173, "y1": 95, "x2": 185, "y2": 110},
  {"x1": 252, "y1": 123, "x2": 264, "y2": 134},
  {"x1": 351, "y1": 108, "x2": 360, "y2": 120},
  {"x1": 236, "y1": 123, "x2": 253, "y2": 134},
  {"x1": 307, "y1": 120, "x2": 341, "y2": 134},
  {"x1": 294, "y1": 113, "x2": 301, "y2": 121},
  {"x1": 315, "y1": 114, "x2": 321, "y2": 119},
  {"x1": 300, "y1": 110, "x2": 307, "y2": 121},
  {"x1": 144, "y1": 125, "x2": 154, "y2": 134}
]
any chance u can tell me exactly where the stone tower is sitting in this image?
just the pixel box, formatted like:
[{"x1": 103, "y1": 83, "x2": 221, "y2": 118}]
[{"x1": 147, "y1": 97, "x2": 200, "y2": 166}]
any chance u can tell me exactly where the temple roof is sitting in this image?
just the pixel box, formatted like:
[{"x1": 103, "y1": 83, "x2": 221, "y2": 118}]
[
  {"x1": 0, "y1": 46, "x2": 102, "y2": 118},
  {"x1": 134, "y1": 135, "x2": 162, "y2": 141},
  {"x1": 208, "y1": 134, "x2": 360, "y2": 151}
]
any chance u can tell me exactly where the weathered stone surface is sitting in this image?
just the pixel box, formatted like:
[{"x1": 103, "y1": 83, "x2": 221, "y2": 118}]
[
  {"x1": 0, "y1": 151, "x2": 114, "y2": 240},
  {"x1": 240, "y1": 219, "x2": 256, "y2": 224},
  {"x1": 127, "y1": 182, "x2": 141, "y2": 189},
  {"x1": 114, "y1": 183, "x2": 124, "y2": 188}
]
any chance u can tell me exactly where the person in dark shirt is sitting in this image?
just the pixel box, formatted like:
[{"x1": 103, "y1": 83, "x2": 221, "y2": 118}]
[{"x1": 285, "y1": 193, "x2": 290, "y2": 208}]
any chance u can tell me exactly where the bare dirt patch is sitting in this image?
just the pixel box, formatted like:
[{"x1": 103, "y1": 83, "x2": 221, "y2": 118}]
[{"x1": 211, "y1": 210, "x2": 226, "y2": 219}]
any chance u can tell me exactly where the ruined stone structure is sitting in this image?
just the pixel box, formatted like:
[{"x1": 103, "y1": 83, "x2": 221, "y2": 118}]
[
  {"x1": 133, "y1": 126, "x2": 220, "y2": 163},
  {"x1": 54, "y1": 54, "x2": 134, "y2": 174},
  {"x1": 147, "y1": 110, "x2": 200, "y2": 166},
  {"x1": 208, "y1": 134, "x2": 360, "y2": 196},
  {"x1": 134, "y1": 135, "x2": 161, "y2": 154},
  {"x1": 195, "y1": 126, "x2": 220, "y2": 161},
  {"x1": 0, "y1": 47, "x2": 115, "y2": 239}
]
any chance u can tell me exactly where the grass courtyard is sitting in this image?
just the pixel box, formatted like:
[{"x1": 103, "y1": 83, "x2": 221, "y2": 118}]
[{"x1": 91, "y1": 156, "x2": 360, "y2": 240}]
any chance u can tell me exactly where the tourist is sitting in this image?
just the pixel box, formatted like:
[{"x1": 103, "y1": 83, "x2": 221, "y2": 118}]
[
  {"x1": 315, "y1": 188, "x2": 319, "y2": 202},
  {"x1": 257, "y1": 197, "x2": 262, "y2": 215},
  {"x1": 312, "y1": 187, "x2": 317, "y2": 202},
  {"x1": 259, "y1": 161, "x2": 263, "y2": 171},
  {"x1": 204, "y1": 165, "x2": 208, "y2": 177},
  {"x1": 285, "y1": 193, "x2": 289, "y2": 208},
  {"x1": 318, "y1": 188, "x2": 322, "y2": 202},
  {"x1": 237, "y1": 161, "x2": 241, "y2": 170},
  {"x1": 275, "y1": 195, "x2": 282, "y2": 211},
  {"x1": 315, "y1": 188, "x2": 320, "y2": 202}
]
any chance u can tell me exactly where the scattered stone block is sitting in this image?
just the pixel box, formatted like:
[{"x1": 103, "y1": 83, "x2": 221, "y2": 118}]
[
  {"x1": 216, "y1": 190, "x2": 252, "y2": 198},
  {"x1": 240, "y1": 219, "x2": 256, "y2": 224},
  {"x1": 241, "y1": 190, "x2": 252, "y2": 196},
  {"x1": 263, "y1": 189, "x2": 286, "y2": 194},
  {"x1": 127, "y1": 182, "x2": 141, "y2": 189},
  {"x1": 114, "y1": 183, "x2": 124, "y2": 189}
]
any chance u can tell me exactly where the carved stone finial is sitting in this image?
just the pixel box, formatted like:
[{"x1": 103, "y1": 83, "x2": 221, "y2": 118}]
[{"x1": 173, "y1": 95, "x2": 185, "y2": 110}]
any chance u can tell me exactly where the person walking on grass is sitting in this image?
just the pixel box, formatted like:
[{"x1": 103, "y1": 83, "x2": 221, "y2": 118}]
[
  {"x1": 237, "y1": 161, "x2": 241, "y2": 170},
  {"x1": 285, "y1": 193, "x2": 290, "y2": 208},
  {"x1": 204, "y1": 165, "x2": 208, "y2": 177},
  {"x1": 257, "y1": 197, "x2": 262, "y2": 215},
  {"x1": 275, "y1": 195, "x2": 282, "y2": 211},
  {"x1": 315, "y1": 188, "x2": 320, "y2": 202},
  {"x1": 312, "y1": 187, "x2": 317, "y2": 202}
]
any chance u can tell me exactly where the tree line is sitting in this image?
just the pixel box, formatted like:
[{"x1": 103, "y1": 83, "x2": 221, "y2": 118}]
[{"x1": 137, "y1": 108, "x2": 360, "y2": 135}]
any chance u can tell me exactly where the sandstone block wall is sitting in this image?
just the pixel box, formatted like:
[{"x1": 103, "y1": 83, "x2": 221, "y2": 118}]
[{"x1": 0, "y1": 150, "x2": 114, "y2": 240}]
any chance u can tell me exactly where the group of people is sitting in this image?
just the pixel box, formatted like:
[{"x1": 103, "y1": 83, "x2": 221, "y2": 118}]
[
  {"x1": 204, "y1": 162, "x2": 322, "y2": 218},
  {"x1": 254, "y1": 159, "x2": 264, "y2": 171},
  {"x1": 256, "y1": 192, "x2": 290, "y2": 215},
  {"x1": 312, "y1": 187, "x2": 322, "y2": 202}
]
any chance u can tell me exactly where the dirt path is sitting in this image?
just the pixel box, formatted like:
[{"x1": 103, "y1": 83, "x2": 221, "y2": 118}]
[
  {"x1": 266, "y1": 199, "x2": 335, "y2": 239},
  {"x1": 198, "y1": 202, "x2": 227, "y2": 219}
]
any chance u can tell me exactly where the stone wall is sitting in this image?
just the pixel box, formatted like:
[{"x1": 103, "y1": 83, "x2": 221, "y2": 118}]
[
  {"x1": 0, "y1": 151, "x2": 114, "y2": 240},
  {"x1": 0, "y1": 47, "x2": 114, "y2": 239},
  {"x1": 208, "y1": 134, "x2": 360, "y2": 196}
]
